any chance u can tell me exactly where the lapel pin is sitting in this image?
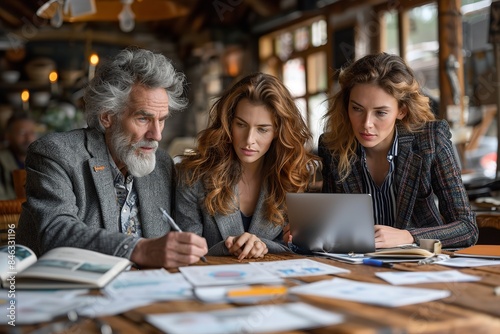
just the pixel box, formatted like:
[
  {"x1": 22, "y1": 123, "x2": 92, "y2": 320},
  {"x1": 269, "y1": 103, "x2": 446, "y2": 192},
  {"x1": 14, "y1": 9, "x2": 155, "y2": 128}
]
[{"x1": 93, "y1": 166, "x2": 106, "y2": 172}]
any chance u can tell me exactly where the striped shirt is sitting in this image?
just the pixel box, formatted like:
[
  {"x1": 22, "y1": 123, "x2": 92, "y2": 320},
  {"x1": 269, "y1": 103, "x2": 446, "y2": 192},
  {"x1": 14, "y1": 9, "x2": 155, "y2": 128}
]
[{"x1": 360, "y1": 130, "x2": 398, "y2": 226}]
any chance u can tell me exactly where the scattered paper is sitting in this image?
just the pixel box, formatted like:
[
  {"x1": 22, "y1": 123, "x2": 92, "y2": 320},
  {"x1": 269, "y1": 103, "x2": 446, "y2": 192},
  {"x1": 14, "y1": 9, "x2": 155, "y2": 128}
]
[
  {"x1": 75, "y1": 295, "x2": 153, "y2": 317},
  {"x1": 290, "y1": 277, "x2": 450, "y2": 307},
  {"x1": 249, "y1": 259, "x2": 349, "y2": 277},
  {"x1": 179, "y1": 264, "x2": 283, "y2": 287},
  {"x1": 105, "y1": 270, "x2": 192, "y2": 300},
  {"x1": 0, "y1": 289, "x2": 90, "y2": 325},
  {"x1": 435, "y1": 257, "x2": 500, "y2": 268},
  {"x1": 146, "y1": 302, "x2": 343, "y2": 334},
  {"x1": 375, "y1": 270, "x2": 481, "y2": 285}
]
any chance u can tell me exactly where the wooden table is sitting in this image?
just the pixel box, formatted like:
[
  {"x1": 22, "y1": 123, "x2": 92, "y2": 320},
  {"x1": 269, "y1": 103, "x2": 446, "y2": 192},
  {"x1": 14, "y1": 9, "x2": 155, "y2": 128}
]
[{"x1": 5, "y1": 253, "x2": 500, "y2": 333}]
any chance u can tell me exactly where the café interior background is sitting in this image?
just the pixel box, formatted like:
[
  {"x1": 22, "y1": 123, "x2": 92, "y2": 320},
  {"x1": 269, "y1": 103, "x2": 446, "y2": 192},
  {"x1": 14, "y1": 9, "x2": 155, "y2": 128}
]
[{"x1": 0, "y1": 0, "x2": 497, "y2": 179}]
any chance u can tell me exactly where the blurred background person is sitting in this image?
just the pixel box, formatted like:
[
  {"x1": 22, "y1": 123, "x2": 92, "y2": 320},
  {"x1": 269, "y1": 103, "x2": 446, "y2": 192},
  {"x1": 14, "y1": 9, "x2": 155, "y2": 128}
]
[{"x1": 0, "y1": 112, "x2": 37, "y2": 200}]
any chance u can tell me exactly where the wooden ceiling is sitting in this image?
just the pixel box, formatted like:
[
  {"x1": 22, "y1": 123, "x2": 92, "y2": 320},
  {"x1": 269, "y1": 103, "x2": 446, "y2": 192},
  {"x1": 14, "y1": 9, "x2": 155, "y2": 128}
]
[{"x1": 0, "y1": 0, "x2": 283, "y2": 43}]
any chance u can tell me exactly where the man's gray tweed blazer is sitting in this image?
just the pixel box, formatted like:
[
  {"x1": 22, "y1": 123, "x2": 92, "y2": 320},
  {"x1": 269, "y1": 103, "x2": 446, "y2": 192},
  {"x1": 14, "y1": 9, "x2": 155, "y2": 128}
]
[{"x1": 17, "y1": 127, "x2": 175, "y2": 259}]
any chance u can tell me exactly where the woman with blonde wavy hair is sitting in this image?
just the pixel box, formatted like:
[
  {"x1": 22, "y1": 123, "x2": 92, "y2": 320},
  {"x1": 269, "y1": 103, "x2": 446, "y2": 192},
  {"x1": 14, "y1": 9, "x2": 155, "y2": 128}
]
[
  {"x1": 176, "y1": 72, "x2": 320, "y2": 259},
  {"x1": 319, "y1": 53, "x2": 477, "y2": 249}
]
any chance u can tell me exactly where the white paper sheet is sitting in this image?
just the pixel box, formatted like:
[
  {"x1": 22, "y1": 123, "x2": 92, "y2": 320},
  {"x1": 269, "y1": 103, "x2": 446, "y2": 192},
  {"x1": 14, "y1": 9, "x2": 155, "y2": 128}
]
[
  {"x1": 375, "y1": 270, "x2": 481, "y2": 285},
  {"x1": 0, "y1": 289, "x2": 90, "y2": 325},
  {"x1": 75, "y1": 295, "x2": 153, "y2": 317},
  {"x1": 146, "y1": 302, "x2": 343, "y2": 334},
  {"x1": 179, "y1": 264, "x2": 283, "y2": 287},
  {"x1": 104, "y1": 269, "x2": 192, "y2": 300},
  {"x1": 290, "y1": 277, "x2": 450, "y2": 307},
  {"x1": 435, "y1": 257, "x2": 500, "y2": 267},
  {"x1": 249, "y1": 258, "x2": 349, "y2": 277}
]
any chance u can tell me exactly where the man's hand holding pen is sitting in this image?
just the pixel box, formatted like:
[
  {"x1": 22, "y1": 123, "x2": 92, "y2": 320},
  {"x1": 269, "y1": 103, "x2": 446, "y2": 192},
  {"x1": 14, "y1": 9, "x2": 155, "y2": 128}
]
[{"x1": 130, "y1": 208, "x2": 208, "y2": 269}]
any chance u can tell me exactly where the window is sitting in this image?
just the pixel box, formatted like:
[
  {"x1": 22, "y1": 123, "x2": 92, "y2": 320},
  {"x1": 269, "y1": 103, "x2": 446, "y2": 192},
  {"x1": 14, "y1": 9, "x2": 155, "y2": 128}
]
[
  {"x1": 407, "y1": 3, "x2": 439, "y2": 99},
  {"x1": 259, "y1": 17, "x2": 328, "y2": 149}
]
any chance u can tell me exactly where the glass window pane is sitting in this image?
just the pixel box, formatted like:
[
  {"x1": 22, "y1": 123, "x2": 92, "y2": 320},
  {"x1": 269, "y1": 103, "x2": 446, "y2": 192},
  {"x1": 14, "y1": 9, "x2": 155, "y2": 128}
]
[
  {"x1": 294, "y1": 27, "x2": 309, "y2": 51},
  {"x1": 308, "y1": 93, "x2": 328, "y2": 148},
  {"x1": 276, "y1": 32, "x2": 293, "y2": 61},
  {"x1": 312, "y1": 19, "x2": 327, "y2": 47},
  {"x1": 307, "y1": 52, "x2": 327, "y2": 94},
  {"x1": 407, "y1": 3, "x2": 439, "y2": 99},
  {"x1": 283, "y1": 58, "x2": 306, "y2": 97},
  {"x1": 383, "y1": 11, "x2": 399, "y2": 55}
]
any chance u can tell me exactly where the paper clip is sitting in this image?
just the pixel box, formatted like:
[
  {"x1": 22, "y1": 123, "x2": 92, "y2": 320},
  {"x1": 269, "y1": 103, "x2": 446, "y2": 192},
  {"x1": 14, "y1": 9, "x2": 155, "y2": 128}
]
[
  {"x1": 418, "y1": 254, "x2": 448, "y2": 265},
  {"x1": 418, "y1": 257, "x2": 438, "y2": 265},
  {"x1": 348, "y1": 252, "x2": 365, "y2": 258}
]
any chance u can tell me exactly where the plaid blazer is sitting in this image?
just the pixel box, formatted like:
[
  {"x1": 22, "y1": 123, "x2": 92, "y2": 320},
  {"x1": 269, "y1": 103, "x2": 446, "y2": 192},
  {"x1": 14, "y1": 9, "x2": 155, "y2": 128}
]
[{"x1": 319, "y1": 119, "x2": 477, "y2": 248}]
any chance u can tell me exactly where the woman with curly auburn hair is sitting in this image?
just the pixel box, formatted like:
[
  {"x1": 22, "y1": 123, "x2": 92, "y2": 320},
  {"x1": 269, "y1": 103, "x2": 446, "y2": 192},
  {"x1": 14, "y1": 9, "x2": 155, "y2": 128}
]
[
  {"x1": 319, "y1": 53, "x2": 477, "y2": 249},
  {"x1": 176, "y1": 72, "x2": 320, "y2": 259}
]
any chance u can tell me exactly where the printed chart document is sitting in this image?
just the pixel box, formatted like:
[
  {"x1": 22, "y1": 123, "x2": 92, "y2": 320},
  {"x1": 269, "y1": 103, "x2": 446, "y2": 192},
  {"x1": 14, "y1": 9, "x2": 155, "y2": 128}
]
[
  {"x1": 375, "y1": 270, "x2": 481, "y2": 285},
  {"x1": 104, "y1": 270, "x2": 193, "y2": 301},
  {"x1": 0, "y1": 245, "x2": 130, "y2": 289},
  {"x1": 290, "y1": 277, "x2": 450, "y2": 307},
  {"x1": 146, "y1": 302, "x2": 343, "y2": 334},
  {"x1": 179, "y1": 264, "x2": 283, "y2": 287},
  {"x1": 248, "y1": 258, "x2": 349, "y2": 277}
]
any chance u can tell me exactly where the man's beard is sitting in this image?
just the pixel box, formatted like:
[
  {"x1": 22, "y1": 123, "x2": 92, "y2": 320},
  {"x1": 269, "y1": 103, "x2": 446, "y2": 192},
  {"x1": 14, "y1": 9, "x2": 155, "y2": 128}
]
[{"x1": 110, "y1": 124, "x2": 158, "y2": 177}]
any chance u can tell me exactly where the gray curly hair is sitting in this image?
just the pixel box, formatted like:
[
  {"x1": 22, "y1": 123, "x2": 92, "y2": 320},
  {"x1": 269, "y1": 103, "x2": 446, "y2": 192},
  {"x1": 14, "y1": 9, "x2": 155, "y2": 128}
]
[{"x1": 83, "y1": 47, "x2": 188, "y2": 132}]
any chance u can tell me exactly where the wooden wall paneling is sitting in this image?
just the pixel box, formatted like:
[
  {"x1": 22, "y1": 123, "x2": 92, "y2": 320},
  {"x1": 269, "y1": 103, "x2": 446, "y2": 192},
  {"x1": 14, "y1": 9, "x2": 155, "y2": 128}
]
[{"x1": 438, "y1": 0, "x2": 465, "y2": 122}]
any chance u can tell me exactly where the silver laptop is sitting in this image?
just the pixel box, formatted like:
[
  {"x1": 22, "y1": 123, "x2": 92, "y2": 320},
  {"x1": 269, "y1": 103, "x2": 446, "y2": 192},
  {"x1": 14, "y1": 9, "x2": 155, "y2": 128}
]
[{"x1": 286, "y1": 193, "x2": 376, "y2": 253}]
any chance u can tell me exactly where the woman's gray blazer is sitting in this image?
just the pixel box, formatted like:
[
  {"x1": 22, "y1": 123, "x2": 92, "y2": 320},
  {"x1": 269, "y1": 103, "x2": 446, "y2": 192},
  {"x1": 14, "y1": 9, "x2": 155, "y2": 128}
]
[
  {"x1": 175, "y1": 178, "x2": 290, "y2": 255},
  {"x1": 17, "y1": 127, "x2": 175, "y2": 258}
]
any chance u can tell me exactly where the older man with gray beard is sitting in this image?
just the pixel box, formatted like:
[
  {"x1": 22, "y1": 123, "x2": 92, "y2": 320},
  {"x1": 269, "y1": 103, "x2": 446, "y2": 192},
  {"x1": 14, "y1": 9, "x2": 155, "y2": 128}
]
[{"x1": 17, "y1": 48, "x2": 208, "y2": 269}]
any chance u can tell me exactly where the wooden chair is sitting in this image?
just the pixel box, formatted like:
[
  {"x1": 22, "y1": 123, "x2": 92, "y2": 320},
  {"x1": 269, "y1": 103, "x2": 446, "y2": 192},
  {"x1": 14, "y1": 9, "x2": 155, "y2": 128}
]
[
  {"x1": 0, "y1": 199, "x2": 23, "y2": 245},
  {"x1": 475, "y1": 213, "x2": 500, "y2": 245},
  {"x1": 0, "y1": 169, "x2": 27, "y2": 245},
  {"x1": 471, "y1": 197, "x2": 500, "y2": 245},
  {"x1": 12, "y1": 168, "x2": 27, "y2": 199}
]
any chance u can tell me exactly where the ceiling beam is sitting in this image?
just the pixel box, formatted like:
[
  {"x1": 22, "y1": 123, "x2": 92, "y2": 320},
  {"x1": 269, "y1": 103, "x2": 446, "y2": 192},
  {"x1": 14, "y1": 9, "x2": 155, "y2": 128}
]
[{"x1": 245, "y1": 0, "x2": 281, "y2": 17}]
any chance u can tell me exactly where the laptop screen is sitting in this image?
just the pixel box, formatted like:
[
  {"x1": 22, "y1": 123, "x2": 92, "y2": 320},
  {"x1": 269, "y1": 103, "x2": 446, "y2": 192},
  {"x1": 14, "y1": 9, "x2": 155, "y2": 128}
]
[{"x1": 286, "y1": 193, "x2": 376, "y2": 253}]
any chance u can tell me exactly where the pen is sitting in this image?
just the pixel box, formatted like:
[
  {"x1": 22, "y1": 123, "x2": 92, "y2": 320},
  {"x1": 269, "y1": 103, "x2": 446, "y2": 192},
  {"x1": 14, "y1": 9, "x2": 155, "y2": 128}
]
[
  {"x1": 362, "y1": 258, "x2": 393, "y2": 268},
  {"x1": 159, "y1": 207, "x2": 207, "y2": 263}
]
